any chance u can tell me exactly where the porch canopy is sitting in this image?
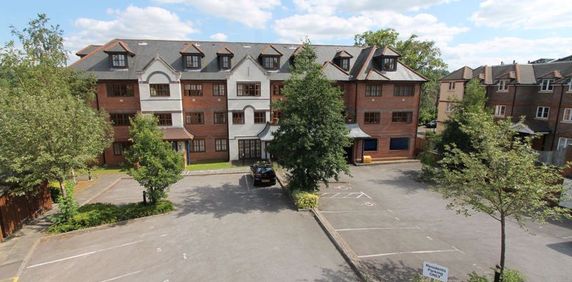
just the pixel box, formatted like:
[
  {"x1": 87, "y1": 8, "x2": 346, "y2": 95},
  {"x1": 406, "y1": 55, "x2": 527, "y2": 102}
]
[
  {"x1": 512, "y1": 121, "x2": 550, "y2": 135},
  {"x1": 256, "y1": 123, "x2": 371, "y2": 141},
  {"x1": 161, "y1": 127, "x2": 194, "y2": 140}
]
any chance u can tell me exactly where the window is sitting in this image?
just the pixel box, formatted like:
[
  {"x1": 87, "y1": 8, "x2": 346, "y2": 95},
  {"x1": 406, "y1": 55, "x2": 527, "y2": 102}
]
[
  {"x1": 215, "y1": 139, "x2": 228, "y2": 152},
  {"x1": 214, "y1": 112, "x2": 227, "y2": 124},
  {"x1": 238, "y1": 139, "x2": 261, "y2": 159},
  {"x1": 392, "y1": 112, "x2": 413, "y2": 123},
  {"x1": 186, "y1": 112, "x2": 204, "y2": 124},
  {"x1": 150, "y1": 84, "x2": 170, "y2": 97},
  {"x1": 184, "y1": 83, "x2": 202, "y2": 96},
  {"x1": 110, "y1": 113, "x2": 134, "y2": 126},
  {"x1": 536, "y1": 106, "x2": 550, "y2": 119},
  {"x1": 494, "y1": 105, "x2": 506, "y2": 117},
  {"x1": 497, "y1": 80, "x2": 509, "y2": 92},
  {"x1": 219, "y1": 55, "x2": 231, "y2": 70},
  {"x1": 106, "y1": 83, "x2": 134, "y2": 97},
  {"x1": 185, "y1": 55, "x2": 201, "y2": 69},
  {"x1": 232, "y1": 112, "x2": 244, "y2": 124},
  {"x1": 155, "y1": 113, "x2": 172, "y2": 126},
  {"x1": 254, "y1": 111, "x2": 266, "y2": 124},
  {"x1": 363, "y1": 138, "x2": 378, "y2": 151},
  {"x1": 191, "y1": 139, "x2": 205, "y2": 152},
  {"x1": 568, "y1": 80, "x2": 572, "y2": 92},
  {"x1": 213, "y1": 84, "x2": 226, "y2": 96},
  {"x1": 272, "y1": 84, "x2": 284, "y2": 96},
  {"x1": 382, "y1": 57, "x2": 397, "y2": 71},
  {"x1": 540, "y1": 79, "x2": 554, "y2": 92},
  {"x1": 364, "y1": 112, "x2": 380, "y2": 124},
  {"x1": 563, "y1": 108, "x2": 572, "y2": 122},
  {"x1": 339, "y1": 58, "x2": 350, "y2": 71},
  {"x1": 448, "y1": 82, "x2": 455, "y2": 90},
  {"x1": 365, "y1": 85, "x2": 382, "y2": 97},
  {"x1": 112, "y1": 142, "x2": 130, "y2": 156},
  {"x1": 390, "y1": 137, "x2": 410, "y2": 150},
  {"x1": 557, "y1": 137, "x2": 572, "y2": 150},
  {"x1": 261, "y1": 56, "x2": 279, "y2": 70},
  {"x1": 272, "y1": 111, "x2": 282, "y2": 123},
  {"x1": 110, "y1": 53, "x2": 127, "y2": 68},
  {"x1": 237, "y1": 82, "x2": 261, "y2": 96},
  {"x1": 446, "y1": 102, "x2": 454, "y2": 113},
  {"x1": 394, "y1": 85, "x2": 414, "y2": 96}
]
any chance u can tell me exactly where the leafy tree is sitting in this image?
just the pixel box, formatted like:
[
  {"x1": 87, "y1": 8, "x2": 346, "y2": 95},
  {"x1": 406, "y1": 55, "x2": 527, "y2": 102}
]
[
  {"x1": 125, "y1": 114, "x2": 184, "y2": 204},
  {"x1": 0, "y1": 14, "x2": 112, "y2": 195},
  {"x1": 268, "y1": 40, "x2": 351, "y2": 192},
  {"x1": 355, "y1": 28, "x2": 448, "y2": 123},
  {"x1": 436, "y1": 109, "x2": 570, "y2": 278}
]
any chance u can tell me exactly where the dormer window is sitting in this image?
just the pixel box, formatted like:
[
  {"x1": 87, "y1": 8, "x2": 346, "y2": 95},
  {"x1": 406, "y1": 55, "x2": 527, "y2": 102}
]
[
  {"x1": 219, "y1": 55, "x2": 231, "y2": 70},
  {"x1": 110, "y1": 53, "x2": 127, "y2": 68},
  {"x1": 184, "y1": 54, "x2": 201, "y2": 69},
  {"x1": 540, "y1": 79, "x2": 554, "y2": 92},
  {"x1": 382, "y1": 57, "x2": 397, "y2": 71},
  {"x1": 261, "y1": 56, "x2": 280, "y2": 70},
  {"x1": 333, "y1": 50, "x2": 353, "y2": 72},
  {"x1": 497, "y1": 80, "x2": 509, "y2": 92},
  {"x1": 339, "y1": 58, "x2": 350, "y2": 71}
]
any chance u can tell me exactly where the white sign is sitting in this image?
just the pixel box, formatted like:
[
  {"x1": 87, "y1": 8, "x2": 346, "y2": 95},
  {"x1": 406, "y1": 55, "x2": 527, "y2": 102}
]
[{"x1": 422, "y1": 262, "x2": 448, "y2": 282}]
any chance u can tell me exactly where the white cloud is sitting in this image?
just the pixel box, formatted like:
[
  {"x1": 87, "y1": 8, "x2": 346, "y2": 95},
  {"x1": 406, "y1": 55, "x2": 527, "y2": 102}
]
[
  {"x1": 471, "y1": 0, "x2": 572, "y2": 29},
  {"x1": 273, "y1": 11, "x2": 467, "y2": 45},
  {"x1": 209, "y1": 33, "x2": 228, "y2": 41},
  {"x1": 443, "y1": 37, "x2": 572, "y2": 70},
  {"x1": 65, "y1": 6, "x2": 197, "y2": 57},
  {"x1": 155, "y1": 0, "x2": 281, "y2": 28},
  {"x1": 293, "y1": 0, "x2": 453, "y2": 14}
]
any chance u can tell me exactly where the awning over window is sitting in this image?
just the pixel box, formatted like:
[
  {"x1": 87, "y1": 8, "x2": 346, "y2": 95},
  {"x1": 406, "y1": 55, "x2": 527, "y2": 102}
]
[
  {"x1": 512, "y1": 121, "x2": 550, "y2": 135},
  {"x1": 257, "y1": 123, "x2": 280, "y2": 141},
  {"x1": 161, "y1": 127, "x2": 194, "y2": 140},
  {"x1": 346, "y1": 123, "x2": 371, "y2": 139}
]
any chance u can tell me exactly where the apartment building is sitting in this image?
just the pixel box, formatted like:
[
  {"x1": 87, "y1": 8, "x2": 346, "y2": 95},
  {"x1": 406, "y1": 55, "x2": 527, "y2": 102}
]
[
  {"x1": 437, "y1": 61, "x2": 572, "y2": 151},
  {"x1": 72, "y1": 39, "x2": 426, "y2": 166}
]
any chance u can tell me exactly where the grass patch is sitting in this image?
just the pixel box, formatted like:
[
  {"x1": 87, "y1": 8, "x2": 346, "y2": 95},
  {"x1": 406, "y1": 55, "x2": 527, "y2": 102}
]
[
  {"x1": 48, "y1": 200, "x2": 174, "y2": 233},
  {"x1": 186, "y1": 161, "x2": 235, "y2": 171}
]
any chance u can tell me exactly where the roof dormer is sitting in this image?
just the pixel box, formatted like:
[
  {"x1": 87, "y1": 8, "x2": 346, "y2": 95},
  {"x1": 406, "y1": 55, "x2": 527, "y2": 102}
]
[
  {"x1": 104, "y1": 41, "x2": 135, "y2": 69},
  {"x1": 180, "y1": 43, "x2": 205, "y2": 70},
  {"x1": 259, "y1": 45, "x2": 283, "y2": 70},
  {"x1": 333, "y1": 50, "x2": 353, "y2": 71},
  {"x1": 216, "y1": 46, "x2": 234, "y2": 70},
  {"x1": 372, "y1": 46, "x2": 400, "y2": 72}
]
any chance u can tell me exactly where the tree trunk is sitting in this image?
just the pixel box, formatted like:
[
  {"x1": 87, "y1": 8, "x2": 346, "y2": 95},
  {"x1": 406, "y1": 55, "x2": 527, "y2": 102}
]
[
  {"x1": 499, "y1": 213, "x2": 506, "y2": 281},
  {"x1": 71, "y1": 168, "x2": 77, "y2": 184},
  {"x1": 59, "y1": 180, "x2": 66, "y2": 198}
]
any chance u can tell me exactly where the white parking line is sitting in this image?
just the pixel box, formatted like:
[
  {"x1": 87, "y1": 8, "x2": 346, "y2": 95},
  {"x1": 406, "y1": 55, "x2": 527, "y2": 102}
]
[
  {"x1": 561, "y1": 235, "x2": 572, "y2": 239},
  {"x1": 335, "y1": 227, "x2": 420, "y2": 232},
  {"x1": 27, "y1": 240, "x2": 143, "y2": 269},
  {"x1": 358, "y1": 248, "x2": 459, "y2": 258},
  {"x1": 320, "y1": 192, "x2": 372, "y2": 199},
  {"x1": 100, "y1": 270, "x2": 143, "y2": 282}
]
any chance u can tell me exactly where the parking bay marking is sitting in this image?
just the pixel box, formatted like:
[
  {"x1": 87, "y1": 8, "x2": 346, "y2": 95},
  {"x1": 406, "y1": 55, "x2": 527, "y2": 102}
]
[
  {"x1": 100, "y1": 270, "x2": 143, "y2": 282},
  {"x1": 358, "y1": 248, "x2": 461, "y2": 259},
  {"x1": 27, "y1": 240, "x2": 143, "y2": 269},
  {"x1": 335, "y1": 226, "x2": 421, "y2": 232}
]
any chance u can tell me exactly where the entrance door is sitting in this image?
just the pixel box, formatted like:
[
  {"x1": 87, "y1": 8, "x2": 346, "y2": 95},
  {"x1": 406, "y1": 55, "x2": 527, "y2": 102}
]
[
  {"x1": 238, "y1": 139, "x2": 261, "y2": 159},
  {"x1": 344, "y1": 142, "x2": 354, "y2": 164}
]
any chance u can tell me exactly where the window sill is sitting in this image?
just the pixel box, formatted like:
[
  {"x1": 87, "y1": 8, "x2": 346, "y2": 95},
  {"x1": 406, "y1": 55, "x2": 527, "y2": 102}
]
[
  {"x1": 496, "y1": 90, "x2": 508, "y2": 93},
  {"x1": 535, "y1": 118, "x2": 549, "y2": 120},
  {"x1": 538, "y1": 91, "x2": 554, "y2": 94},
  {"x1": 560, "y1": 120, "x2": 572, "y2": 123}
]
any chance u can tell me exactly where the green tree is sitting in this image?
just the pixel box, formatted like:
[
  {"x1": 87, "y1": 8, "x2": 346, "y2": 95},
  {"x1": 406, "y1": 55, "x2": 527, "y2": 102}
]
[
  {"x1": 125, "y1": 114, "x2": 184, "y2": 204},
  {"x1": 0, "y1": 14, "x2": 112, "y2": 195},
  {"x1": 268, "y1": 41, "x2": 351, "y2": 192},
  {"x1": 436, "y1": 110, "x2": 570, "y2": 278},
  {"x1": 355, "y1": 28, "x2": 448, "y2": 123}
]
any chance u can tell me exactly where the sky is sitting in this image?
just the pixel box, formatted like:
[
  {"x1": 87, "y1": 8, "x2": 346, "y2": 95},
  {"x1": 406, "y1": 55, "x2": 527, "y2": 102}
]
[{"x1": 1, "y1": 0, "x2": 571, "y2": 71}]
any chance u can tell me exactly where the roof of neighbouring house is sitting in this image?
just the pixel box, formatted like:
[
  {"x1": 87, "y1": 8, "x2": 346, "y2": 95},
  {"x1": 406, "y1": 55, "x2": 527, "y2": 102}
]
[{"x1": 161, "y1": 127, "x2": 194, "y2": 140}]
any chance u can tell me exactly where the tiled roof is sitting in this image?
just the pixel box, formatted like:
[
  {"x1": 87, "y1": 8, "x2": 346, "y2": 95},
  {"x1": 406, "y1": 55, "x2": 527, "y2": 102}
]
[
  {"x1": 441, "y1": 66, "x2": 473, "y2": 81},
  {"x1": 71, "y1": 39, "x2": 427, "y2": 82},
  {"x1": 161, "y1": 127, "x2": 193, "y2": 140}
]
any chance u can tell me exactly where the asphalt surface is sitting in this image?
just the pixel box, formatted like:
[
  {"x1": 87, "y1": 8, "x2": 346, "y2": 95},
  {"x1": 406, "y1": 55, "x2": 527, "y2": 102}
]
[
  {"x1": 318, "y1": 163, "x2": 572, "y2": 281},
  {"x1": 20, "y1": 174, "x2": 357, "y2": 282}
]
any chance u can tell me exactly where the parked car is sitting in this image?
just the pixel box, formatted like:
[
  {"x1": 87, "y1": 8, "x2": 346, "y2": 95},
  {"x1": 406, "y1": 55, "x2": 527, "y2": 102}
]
[
  {"x1": 250, "y1": 162, "x2": 276, "y2": 186},
  {"x1": 425, "y1": 120, "x2": 437, "y2": 128}
]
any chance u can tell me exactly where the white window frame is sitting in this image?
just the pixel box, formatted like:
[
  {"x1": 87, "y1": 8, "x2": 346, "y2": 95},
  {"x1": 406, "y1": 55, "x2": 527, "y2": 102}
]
[
  {"x1": 497, "y1": 80, "x2": 509, "y2": 92},
  {"x1": 568, "y1": 80, "x2": 572, "y2": 93},
  {"x1": 539, "y1": 79, "x2": 554, "y2": 92},
  {"x1": 557, "y1": 137, "x2": 572, "y2": 151},
  {"x1": 563, "y1": 108, "x2": 572, "y2": 122},
  {"x1": 536, "y1": 106, "x2": 550, "y2": 119},
  {"x1": 494, "y1": 105, "x2": 506, "y2": 117}
]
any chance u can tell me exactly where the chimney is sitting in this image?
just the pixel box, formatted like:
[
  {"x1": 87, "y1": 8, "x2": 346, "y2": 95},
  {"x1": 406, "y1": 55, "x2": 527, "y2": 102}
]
[
  {"x1": 513, "y1": 60, "x2": 516, "y2": 64},
  {"x1": 501, "y1": 61, "x2": 504, "y2": 65}
]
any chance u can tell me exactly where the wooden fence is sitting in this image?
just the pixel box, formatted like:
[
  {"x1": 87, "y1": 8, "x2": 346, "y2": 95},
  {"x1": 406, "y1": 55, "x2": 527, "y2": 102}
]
[{"x1": 0, "y1": 182, "x2": 52, "y2": 240}]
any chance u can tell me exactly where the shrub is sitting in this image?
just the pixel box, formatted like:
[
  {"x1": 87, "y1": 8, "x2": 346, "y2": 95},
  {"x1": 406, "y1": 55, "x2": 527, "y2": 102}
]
[
  {"x1": 466, "y1": 269, "x2": 526, "y2": 282},
  {"x1": 467, "y1": 272, "x2": 489, "y2": 282},
  {"x1": 292, "y1": 190, "x2": 319, "y2": 209},
  {"x1": 54, "y1": 182, "x2": 78, "y2": 223},
  {"x1": 48, "y1": 200, "x2": 174, "y2": 233}
]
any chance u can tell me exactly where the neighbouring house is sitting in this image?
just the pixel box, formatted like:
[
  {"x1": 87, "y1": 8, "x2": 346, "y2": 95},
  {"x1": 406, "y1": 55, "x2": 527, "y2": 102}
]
[
  {"x1": 72, "y1": 39, "x2": 426, "y2": 165},
  {"x1": 437, "y1": 60, "x2": 572, "y2": 161}
]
